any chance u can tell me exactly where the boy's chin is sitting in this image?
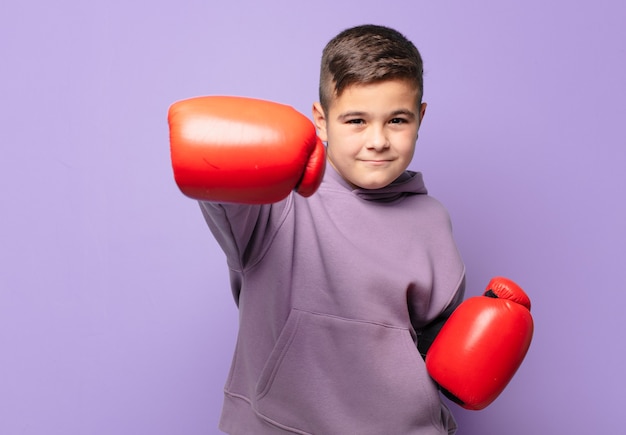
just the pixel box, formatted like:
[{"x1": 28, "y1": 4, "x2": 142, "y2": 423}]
[
  {"x1": 349, "y1": 175, "x2": 396, "y2": 190},
  {"x1": 332, "y1": 160, "x2": 404, "y2": 190}
]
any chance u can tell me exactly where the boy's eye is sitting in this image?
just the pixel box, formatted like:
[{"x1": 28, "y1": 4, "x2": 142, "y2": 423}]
[
  {"x1": 347, "y1": 119, "x2": 365, "y2": 125},
  {"x1": 389, "y1": 118, "x2": 407, "y2": 124}
]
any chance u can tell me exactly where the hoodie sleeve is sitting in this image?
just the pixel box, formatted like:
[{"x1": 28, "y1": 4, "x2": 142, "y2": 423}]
[
  {"x1": 416, "y1": 275, "x2": 466, "y2": 359},
  {"x1": 198, "y1": 196, "x2": 293, "y2": 273},
  {"x1": 403, "y1": 194, "x2": 466, "y2": 358}
]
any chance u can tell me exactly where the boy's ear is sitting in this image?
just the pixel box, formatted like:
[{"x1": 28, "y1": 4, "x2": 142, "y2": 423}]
[
  {"x1": 419, "y1": 102, "x2": 427, "y2": 124},
  {"x1": 312, "y1": 102, "x2": 328, "y2": 142}
]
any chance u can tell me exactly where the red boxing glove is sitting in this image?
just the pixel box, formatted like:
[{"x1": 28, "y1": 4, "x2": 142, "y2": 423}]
[
  {"x1": 168, "y1": 96, "x2": 326, "y2": 204},
  {"x1": 425, "y1": 277, "x2": 534, "y2": 410}
]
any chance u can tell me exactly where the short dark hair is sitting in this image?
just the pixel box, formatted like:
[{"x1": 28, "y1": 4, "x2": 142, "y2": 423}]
[{"x1": 318, "y1": 24, "x2": 424, "y2": 112}]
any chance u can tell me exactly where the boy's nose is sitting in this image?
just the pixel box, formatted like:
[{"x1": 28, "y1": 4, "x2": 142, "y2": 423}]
[{"x1": 366, "y1": 126, "x2": 390, "y2": 151}]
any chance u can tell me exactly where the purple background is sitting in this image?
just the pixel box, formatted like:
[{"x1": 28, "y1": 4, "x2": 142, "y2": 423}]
[{"x1": 1, "y1": 1, "x2": 625, "y2": 434}]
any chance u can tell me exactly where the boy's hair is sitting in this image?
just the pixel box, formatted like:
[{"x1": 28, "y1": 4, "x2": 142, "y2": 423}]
[{"x1": 319, "y1": 24, "x2": 424, "y2": 113}]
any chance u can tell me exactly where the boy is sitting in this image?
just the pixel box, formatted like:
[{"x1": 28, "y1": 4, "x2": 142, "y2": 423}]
[{"x1": 172, "y1": 24, "x2": 465, "y2": 434}]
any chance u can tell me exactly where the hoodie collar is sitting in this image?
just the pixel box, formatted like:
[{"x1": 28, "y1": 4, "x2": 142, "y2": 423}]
[{"x1": 325, "y1": 162, "x2": 428, "y2": 202}]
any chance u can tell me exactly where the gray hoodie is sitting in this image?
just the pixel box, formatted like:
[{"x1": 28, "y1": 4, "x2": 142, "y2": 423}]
[{"x1": 200, "y1": 163, "x2": 466, "y2": 434}]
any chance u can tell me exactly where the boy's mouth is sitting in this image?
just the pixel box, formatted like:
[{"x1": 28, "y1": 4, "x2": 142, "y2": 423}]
[{"x1": 359, "y1": 159, "x2": 394, "y2": 166}]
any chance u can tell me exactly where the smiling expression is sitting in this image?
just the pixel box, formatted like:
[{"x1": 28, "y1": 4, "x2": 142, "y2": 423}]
[{"x1": 313, "y1": 79, "x2": 426, "y2": 190}]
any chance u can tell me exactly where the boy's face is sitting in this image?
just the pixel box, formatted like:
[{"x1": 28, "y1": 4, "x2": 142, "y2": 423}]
[{"x1": 313, "y1": 79, "x2": 426, "y2": 190}]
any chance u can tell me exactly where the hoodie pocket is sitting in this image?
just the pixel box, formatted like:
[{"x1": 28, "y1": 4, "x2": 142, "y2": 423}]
[{"x1": 254, "y1": 309, "x2": 445, "y2": 435}]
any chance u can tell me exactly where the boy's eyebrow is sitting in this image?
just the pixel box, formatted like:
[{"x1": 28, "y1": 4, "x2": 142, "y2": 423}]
[
  {"x1": 336, "y1": 111, "x2": 368, "y2": 121},
  {"x1": 336, "y1": 109, "x2": 417, "y2": 121},
  {"x1": 390, "y1": 109, "x2": 417, "y2": 119}
]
